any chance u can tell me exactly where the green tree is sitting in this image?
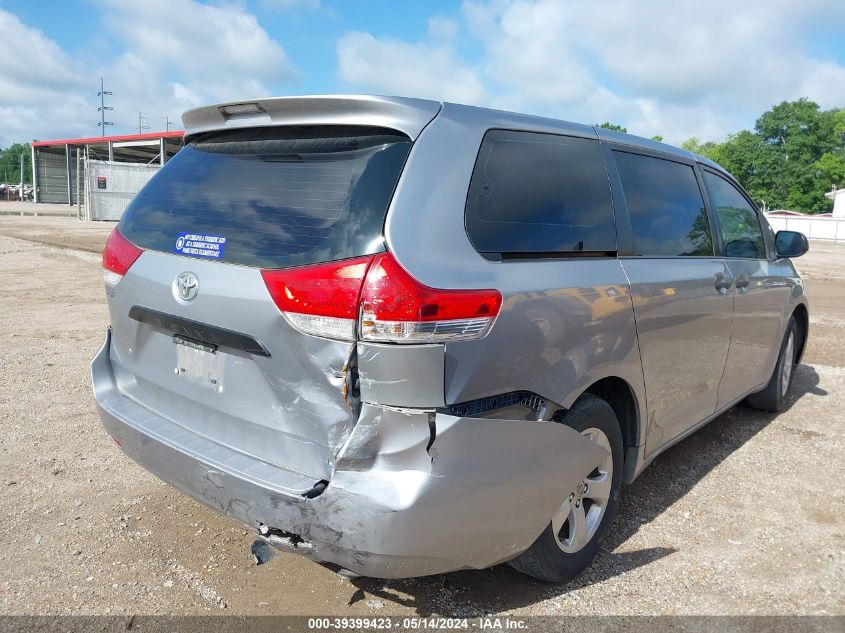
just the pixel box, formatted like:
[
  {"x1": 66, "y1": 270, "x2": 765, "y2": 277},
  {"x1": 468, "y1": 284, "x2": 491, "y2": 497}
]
[
  {"x1": 682, "y1": 137, "x2": 720, "y2": 158},
  {"x1": 815, "y1": 152, "x2": 845, "y2": 191},
  {"x1": 830, "y1": 108, "x2": 845, "y2": 143},
  {"x1": 687, "y1": 99, "x2": 844, "y2": 213},
  {"x1": 650, "y1": 135, "x2": 664, "y2": 142},
  {"x1": 715, "y1": 130, "x2": 777, "y2": 205},
  {"x1": 0, "y1": 143, "x2": 33, "y2": 184},
  {"x1": 596, "y1": 122, "x2": 627, "y2": 133},
  {"x1": 752, "y1": 99, "x2": 838, "y2": 212}
]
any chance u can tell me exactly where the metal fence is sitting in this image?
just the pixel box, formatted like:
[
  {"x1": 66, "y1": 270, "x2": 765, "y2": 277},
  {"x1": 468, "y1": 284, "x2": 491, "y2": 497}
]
[
  {"x1": 34, "y1": 149, "x2": 76, "y2": 204},
  {"x1": 766, "y1": 213, "x2": 845, "y2": 244},
  {"x1": 84, "y1": 159, "x2": 160, "y2": 221}
]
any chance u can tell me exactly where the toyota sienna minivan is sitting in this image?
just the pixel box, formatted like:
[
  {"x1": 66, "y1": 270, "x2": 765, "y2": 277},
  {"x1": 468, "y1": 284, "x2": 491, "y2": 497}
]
[{"x1": 92, "y1": 95, "x2": 810, "y2": 582}]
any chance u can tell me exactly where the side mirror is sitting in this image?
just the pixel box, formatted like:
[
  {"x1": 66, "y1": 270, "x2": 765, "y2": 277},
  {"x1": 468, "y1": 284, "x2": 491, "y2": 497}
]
[{"x1": 775, "y1": 230, "x2": 809, "y2": 258}]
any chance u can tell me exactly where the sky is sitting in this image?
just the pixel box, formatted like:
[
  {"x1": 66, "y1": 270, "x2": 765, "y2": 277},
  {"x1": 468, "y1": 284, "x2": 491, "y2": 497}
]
[{"x1": 1, "y1": 0, "x2": 844, "y2": 147}]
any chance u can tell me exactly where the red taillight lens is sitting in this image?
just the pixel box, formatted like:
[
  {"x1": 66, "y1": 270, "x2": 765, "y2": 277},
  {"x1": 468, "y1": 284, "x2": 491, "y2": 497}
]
[
  {"x1": 261, "y1": 256, "x2": 374, "y2": 341},
  {"x1": 260, "y1": 252, "x2": 502, "y2": 344},
  {"x1": 102, "y1": 228, "x2": 143, "y2": 286},
  {"x1": 359, "y1": 253, "x2": 502, "y2": 343}
]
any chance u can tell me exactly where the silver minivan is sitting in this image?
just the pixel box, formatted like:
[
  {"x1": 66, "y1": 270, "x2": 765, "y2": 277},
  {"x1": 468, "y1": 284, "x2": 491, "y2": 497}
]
[{"x1": 91, "y1": 96, "x2": 810, "y2": 583}]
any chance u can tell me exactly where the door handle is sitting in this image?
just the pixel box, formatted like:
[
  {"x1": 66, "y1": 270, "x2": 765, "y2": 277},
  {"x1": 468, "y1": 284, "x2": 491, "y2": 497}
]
[{"x1": 714, "y1": 273, "x2": 732, "y2": 293}]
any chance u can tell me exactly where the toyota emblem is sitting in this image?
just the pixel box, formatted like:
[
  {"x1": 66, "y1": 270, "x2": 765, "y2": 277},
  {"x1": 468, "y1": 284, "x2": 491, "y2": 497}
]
[{"x1": 175, "y1": 272, "x2": 199, "y2": 302}]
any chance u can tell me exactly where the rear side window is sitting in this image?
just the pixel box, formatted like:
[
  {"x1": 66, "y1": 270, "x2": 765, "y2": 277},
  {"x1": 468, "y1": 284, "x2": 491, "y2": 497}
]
[
  {"x1": 465, "y1": 130, "x2": 616, "y2": 254},
  {"x1": 702, "y1": 171, "x2": 766, "y2": 259},
  {"x1": 119, "y1": 126, "x2": 411, "y2": 269},
  {"x1": 614, "y1": 151, "x2": 714, "y2": 257}
]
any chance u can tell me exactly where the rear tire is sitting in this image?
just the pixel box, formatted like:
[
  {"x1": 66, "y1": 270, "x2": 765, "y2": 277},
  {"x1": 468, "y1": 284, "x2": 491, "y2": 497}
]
[
  {"x1": 746, "y1": 317, "x2": 799, "y2": 413},
  {"x1": 508, "y1": 394, "x2": 623, "y2": 583}
]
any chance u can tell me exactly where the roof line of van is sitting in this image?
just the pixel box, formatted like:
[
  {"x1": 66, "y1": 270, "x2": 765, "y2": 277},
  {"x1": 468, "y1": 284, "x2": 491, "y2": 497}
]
[
  {"x1": 181, "y1": 95, "x2": 443, "y2": 141},
  {"x1": 592, "y1": 126, "x2": 698, "y2": 162},
  {"x1": 182, "y1": 95, "x2": 731, "y2": 174}
]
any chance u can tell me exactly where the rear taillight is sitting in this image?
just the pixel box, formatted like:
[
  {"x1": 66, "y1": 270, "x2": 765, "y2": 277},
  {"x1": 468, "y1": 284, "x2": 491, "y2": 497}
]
[
  {"x1": 102, "y1": 228, "x2": 143, "y2": 287},
  {"x1": 261, "y1": 252, "x2": 502, "y2": 344},
  {"x1": 359, "y1": 253, "x2": 502, "y2": 343},
  {"x1": 261, "y1": 257, "x2": 373, "y2": 342}
]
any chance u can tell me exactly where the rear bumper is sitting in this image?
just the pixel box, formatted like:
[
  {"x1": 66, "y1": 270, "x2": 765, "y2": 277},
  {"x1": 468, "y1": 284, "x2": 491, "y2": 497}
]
[{"x1": 92, "y1": 329, "x2": 605, "y2": 578}]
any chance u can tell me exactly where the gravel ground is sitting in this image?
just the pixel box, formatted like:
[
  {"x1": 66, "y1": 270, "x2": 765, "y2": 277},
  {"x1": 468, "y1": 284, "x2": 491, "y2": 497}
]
[{"x1": 0, "y1": 217, "x2": 843, "y2": 617}]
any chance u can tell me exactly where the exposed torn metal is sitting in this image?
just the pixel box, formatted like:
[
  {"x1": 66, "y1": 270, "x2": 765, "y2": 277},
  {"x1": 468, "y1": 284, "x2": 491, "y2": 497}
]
[
  {"x1": 425, "y1": 411, "x2": 436, "y2": 460},
  {"x1": 260, "y1": 529, "x2": 315, "y2": 553},
  {"x1": 340, "y1": 343, "x2": 361, "y2": 416}
]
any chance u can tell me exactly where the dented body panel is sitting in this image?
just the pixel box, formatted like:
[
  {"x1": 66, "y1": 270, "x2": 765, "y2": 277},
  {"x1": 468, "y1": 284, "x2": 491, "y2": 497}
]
[
  {"x1": 94, "y1": 333, "x2": 606, "y2": 577},
  {"x1": 105, "y1": 251, "x2": 357, "y2": 481}
]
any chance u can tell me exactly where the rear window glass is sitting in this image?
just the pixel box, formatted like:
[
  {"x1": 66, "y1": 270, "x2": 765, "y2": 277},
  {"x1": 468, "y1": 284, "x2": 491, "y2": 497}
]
[
  {"x1": 614, "y1": 151, "x2": 713, "y2": 257},
  {"x1": 119, "y1": 126, "x2": 411, "y2": 269},
  {"x1": 465, "y1": 130, "x2": 616, "y2": 254}
]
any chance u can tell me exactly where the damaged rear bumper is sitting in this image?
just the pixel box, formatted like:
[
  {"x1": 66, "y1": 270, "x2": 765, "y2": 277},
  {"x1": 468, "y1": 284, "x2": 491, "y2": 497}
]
[{"x1": 92, "y1": 330, "x2": 606, "y2": 578}]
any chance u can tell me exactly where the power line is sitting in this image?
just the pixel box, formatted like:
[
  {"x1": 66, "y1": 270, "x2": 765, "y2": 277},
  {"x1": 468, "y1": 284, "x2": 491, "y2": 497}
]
[
  {"x1": 97, "y1": 77, "x2": 113, "y2": 136},
  {"x1": 137, "y1": 111, "x2": 150, "y2": 134}
]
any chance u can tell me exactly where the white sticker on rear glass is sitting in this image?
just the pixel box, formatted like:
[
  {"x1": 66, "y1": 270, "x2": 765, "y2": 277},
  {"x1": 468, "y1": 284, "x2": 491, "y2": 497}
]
[{"x1": 174, "y1": 233, "x2": 227, "y2": 260}]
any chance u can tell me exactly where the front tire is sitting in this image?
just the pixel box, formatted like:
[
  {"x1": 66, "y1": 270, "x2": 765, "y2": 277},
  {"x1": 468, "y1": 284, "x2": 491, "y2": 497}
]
[
  {"x1": 508, "y1": 394, "x2": 623, "y2": 583},
  {"x1": 746, "y1": 317, "x2": 799, "y2": 413}
]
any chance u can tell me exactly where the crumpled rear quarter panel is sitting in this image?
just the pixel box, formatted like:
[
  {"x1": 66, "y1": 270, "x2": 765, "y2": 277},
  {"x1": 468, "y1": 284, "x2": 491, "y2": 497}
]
[{"x1": 94, "y1": 330, "x2": 606, "y2": 577}]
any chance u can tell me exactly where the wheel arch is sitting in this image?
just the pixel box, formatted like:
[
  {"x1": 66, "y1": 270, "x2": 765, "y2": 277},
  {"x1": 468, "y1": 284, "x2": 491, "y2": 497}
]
[
  {"x1": 566, "y1": 376, "x2": 641, "y2": 483},
  {"x1": 791, "y1": 302, "x2": 809, "y2": 365}
]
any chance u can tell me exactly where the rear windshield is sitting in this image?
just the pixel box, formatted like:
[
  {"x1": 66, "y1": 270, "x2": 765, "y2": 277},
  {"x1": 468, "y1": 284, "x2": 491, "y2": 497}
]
[{"x1": 119, "y1": 126, "x2": 411, "y2": 269}]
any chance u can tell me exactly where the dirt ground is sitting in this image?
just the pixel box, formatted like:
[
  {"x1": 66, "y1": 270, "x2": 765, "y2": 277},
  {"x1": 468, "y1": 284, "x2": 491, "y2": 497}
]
[{"x1": 0, "y1": 216, "x2": 842, "y2": 617}]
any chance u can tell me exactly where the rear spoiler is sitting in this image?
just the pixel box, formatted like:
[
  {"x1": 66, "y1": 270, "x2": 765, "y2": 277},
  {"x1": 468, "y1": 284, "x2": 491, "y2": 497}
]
[{"x1": 182, "y1": 95, "x2": 442, "y2": 141}]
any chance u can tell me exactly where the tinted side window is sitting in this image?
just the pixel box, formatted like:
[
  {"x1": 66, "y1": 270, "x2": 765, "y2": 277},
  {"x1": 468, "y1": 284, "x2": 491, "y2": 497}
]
[
  {"x1": 614, "y1": 151, "x2": 713, "y2": 257},
  {"x1": 703, "y1": 171, "x2": 766, "y2": 259},
  {"x1": 465, "y1": 130, "x2": 616, "y2": 254}
]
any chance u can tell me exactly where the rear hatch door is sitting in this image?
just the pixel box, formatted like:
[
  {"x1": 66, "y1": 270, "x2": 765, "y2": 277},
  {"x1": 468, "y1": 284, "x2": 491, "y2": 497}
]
[{"x1": 107, "y1": 125, "x2": 412, "y2": 481}]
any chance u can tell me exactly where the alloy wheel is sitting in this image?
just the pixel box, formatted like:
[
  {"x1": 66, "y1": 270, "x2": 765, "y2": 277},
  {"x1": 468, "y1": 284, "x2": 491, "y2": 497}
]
[
  {"x1": 552, "y1": 427, "x2": 613, "y2": 553},
  {"x1": 781, "y1": 330, "x2": 795, "y2": 397}
]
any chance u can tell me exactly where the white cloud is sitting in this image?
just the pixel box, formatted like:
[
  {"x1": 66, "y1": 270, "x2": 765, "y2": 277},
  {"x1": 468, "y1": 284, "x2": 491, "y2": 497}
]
[
  {"x1": 0, "y1": 10, "x2": 90, "y2": 143},
  {"x1": 579, "y1": 0, "x2": 845, "y2": 109},
  {"x1": 3, "y1": 0, "x2": 843, "y2": 147},
  {"x1": 337, "y1": 31, "x2": 488, "y2": 104},
  {"x1": 426, "y1": 16, "x2": 459, "y2": 42},
  {"x1": 262, "y1": 0, "x2": 323, "y2": 9},
  {"x1": 336, "y1": 0, "x2": 845, "y2": 143},
  {"x1": 98, "y1": 0, "x2": 296, "y2": 128},
  {"x1": 796, "y1": 61, "x2": 845, "y2": 111},
  {"x1": 464, "y1": 0, "x2": 595, "y2": 104},
  {"x1": 0, "y1": 0, "x2": 296, "y2": 145}
]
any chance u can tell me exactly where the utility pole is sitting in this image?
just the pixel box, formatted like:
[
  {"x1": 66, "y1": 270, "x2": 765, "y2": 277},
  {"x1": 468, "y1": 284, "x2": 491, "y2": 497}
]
[
  {"x1": 97, "y1": 77, "x2": 114, "y2": 136},
  {"x1": 165, "y1": 116, "x2": 175, "y2": 132},
  {"x1": 137, "y1": 111, "x2": 150, "y2": 134}
]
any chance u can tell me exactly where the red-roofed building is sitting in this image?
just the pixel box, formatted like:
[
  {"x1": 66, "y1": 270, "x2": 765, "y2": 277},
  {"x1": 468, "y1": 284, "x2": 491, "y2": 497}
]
[{"x1": 30, "y1": 131, "x2": 184, "y2": 208}]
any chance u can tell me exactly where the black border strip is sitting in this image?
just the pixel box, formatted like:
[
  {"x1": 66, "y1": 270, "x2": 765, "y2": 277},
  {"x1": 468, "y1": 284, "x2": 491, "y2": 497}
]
[{"x1": 127, "y1": 305, "x2": 271, "y2": 357}]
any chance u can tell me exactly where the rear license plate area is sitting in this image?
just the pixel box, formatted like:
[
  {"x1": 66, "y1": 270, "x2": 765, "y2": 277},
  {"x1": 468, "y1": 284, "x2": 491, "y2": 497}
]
[{"x1": 173, "y1": 334, "x2": 225, "y2": 391}]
